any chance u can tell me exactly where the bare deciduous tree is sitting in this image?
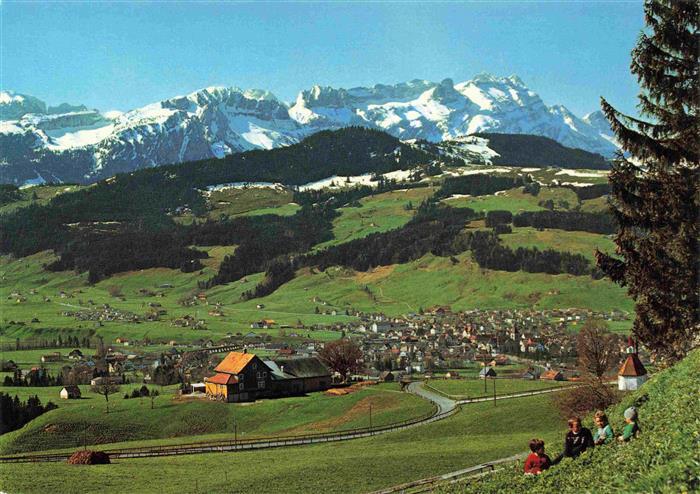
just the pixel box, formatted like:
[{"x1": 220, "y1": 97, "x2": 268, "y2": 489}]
[
  {"x1": 148, "y1": 389, "x2": 160, "y2": 409},
  {"x1": 91, "y1": 382, "x2": 120, "y2": 413},
  {"x1": 318, "y1": 339, "x2": 362, "y2": 382},
  {"x1": 576, "y1": 319, "x2": 620, "y2": 380}
]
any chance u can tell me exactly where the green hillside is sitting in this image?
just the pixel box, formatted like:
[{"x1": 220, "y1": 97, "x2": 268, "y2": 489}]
[
  {"x1": 0, "y1": 383, "x2": 431, "y2": 454},
  {"x1": 443, "y1": 349, "x2": 700, "y2": 493},
  {"x1": 314, "y1": 187, "x2": 437, "y2": 249},
  {"x1": 257, "y1": 253, "x2": 632, "y2": 316},
  {"x1": 0, "y1": 393, "x2": 565, "y2": 494}
]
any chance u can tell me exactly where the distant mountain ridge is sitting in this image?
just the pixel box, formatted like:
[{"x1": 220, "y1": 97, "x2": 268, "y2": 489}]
[{"x1": 0, "y1": 75, "x2": 615, "y2": 185}]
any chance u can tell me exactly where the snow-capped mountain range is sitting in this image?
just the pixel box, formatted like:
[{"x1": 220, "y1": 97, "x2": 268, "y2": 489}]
[{"x1": 0, "y1": 74, "x2": 615, "y2": 185}]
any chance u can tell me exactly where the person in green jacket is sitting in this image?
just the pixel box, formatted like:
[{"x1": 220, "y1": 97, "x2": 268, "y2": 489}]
[
  {"x1": 593, "y1": 410, "x2": 614, "y2": 445},
  {"x1": 619, "y1": 406, "x2": 641, "y2": 442}
]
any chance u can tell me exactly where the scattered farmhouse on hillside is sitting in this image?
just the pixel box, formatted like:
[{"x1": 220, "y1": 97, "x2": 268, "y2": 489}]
[
  {"x1": 60, "y1": 385, "x2": 81, "y2": 399},
  {"x1": 204, "y1": 351, "x2": 331, "y2": 402}
]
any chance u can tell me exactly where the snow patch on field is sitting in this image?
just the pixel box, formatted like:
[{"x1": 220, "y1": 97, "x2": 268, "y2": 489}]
[
  {"x1": 443, "y1": 167, "x2": 512, "y2": 177},
  {"x1": 444, "y1": 194, "x2": 472, "y2": 200},
  {"x1": 520, "y1": 167, "x2": 541, "y2": 172},
  {"x1": 299, "y1": 174, "x2": 375, "y2": 191},
  {"x1": 204, "y1": 182, "x2": 287, "y2": 193},
  {"x1": 20, "y1": 172, "x2": 47, "y2": 189},
  {"x1": 555, "y1": 169, "x2": 608, "y2": 178},
  {"x1": 447, "y1": 136, "x2": 500, "y2": 164},
  {"x1": 560, "y1": 181, "x2": 595, "y2": 187},
  {"x1": 298, "y1": 168, "x2": 418, "y2": 192},
  {"x1": 383, "y1": 169, "x2": 416, "y2": 181}
]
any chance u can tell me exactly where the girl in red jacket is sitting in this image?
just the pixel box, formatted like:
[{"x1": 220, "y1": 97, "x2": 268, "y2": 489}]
[{"x1": 524, "y1": 438, "x2": 552, "y2": 475}]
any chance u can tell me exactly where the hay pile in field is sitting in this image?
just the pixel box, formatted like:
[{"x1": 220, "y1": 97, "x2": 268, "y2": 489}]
[
  {"x1": 325, "y1": 388, "x2": 350, "y2": 396},
  {"x1": 325, "y1": 381, "x2": 380, "y2": 396},
  {"x1": 350, "y1": 381, "x2": 378, "y2": 388},
  {"x1": 67, "y1": 450, "x2": 111, "y2": 465}
]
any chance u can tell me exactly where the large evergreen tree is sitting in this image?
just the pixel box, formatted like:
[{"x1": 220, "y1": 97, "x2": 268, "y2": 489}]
[{"x1": 597, "y1": 0, "x2": 699, "y2": 361}]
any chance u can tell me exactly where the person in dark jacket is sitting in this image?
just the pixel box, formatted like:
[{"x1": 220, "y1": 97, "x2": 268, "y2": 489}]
[{"x1": 553, "y1": 417, "x2": 595, "y2": 464}]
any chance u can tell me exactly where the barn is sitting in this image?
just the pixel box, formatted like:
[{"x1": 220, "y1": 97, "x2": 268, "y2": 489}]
[
  {"x1": 205, "y1": 351, "x2": 331, "y2": 402},
  {"x1": 60, "y1": 385, "x2": 81, "y2": 399},
  {"x1": 272, "y1": 357, "x2": 331, "y2": 394},
  {"x1": 204, "y1": 351, "x2": 271, "y2": 402}
]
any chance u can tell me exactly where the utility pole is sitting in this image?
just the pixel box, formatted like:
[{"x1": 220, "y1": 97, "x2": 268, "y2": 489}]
[
  {"x1": 493, "y1": 377, "x2": 496, "y2": 407},
  {"x1": 234, "y1": 413, "x2": 238, "y2": 445}
]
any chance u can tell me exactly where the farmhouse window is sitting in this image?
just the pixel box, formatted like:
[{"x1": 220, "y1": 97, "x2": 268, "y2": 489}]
[{"x1": 257, "y1": 379, "x2": 265, "y2": 389}]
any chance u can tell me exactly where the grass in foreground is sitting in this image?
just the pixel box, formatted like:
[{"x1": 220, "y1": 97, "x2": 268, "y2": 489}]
[
  {"x1": 441, "y1": 349, "x2": 700, "y2": 494},
  {"x1": 0, "y1": 393, "x2": 565, "y2": 494}
]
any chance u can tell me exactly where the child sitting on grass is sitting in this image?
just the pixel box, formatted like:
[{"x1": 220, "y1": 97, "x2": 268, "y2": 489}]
[
  {"x1": 552, "y1": 417, "x2": 595, "y2": 464},
  {"x1": 619, "y1": 407, "x2": 641, "y2": 442},
  {"x1": 524, "y1": 438, "x2": 552, "y2": 475},
  {"x1": 593, "y1": 410, "x2": 614, "y2": 445}
]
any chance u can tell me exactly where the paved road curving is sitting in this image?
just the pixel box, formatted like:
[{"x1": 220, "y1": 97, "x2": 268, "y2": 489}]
[{"x1": 407, "y1": 381, "x2": 457, "y2": 414}]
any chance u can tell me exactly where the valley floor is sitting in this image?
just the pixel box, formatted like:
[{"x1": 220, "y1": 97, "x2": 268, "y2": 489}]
[{"x1": 0, "y1": 394, "x2": 564, "y2": 494}]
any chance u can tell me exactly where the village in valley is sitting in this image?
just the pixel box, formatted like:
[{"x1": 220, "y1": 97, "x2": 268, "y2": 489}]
[{"x1": 2, "y1": 290, "x2": 640, "y2": 404}]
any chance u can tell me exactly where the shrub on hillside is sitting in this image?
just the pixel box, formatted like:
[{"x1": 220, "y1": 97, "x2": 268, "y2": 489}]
[
  {"x1": 485, "y1": 210, "x2": 513, "y2": 227},
  {"x1": 553, "y1": 381, "x2": 622, "y2": 419}
]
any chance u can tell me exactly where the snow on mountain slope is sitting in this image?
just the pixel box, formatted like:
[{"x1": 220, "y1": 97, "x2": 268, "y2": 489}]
[
  {"x1": 289, "y1": 73, "x2": 615, "y2": 156},
  {"x1": 0, "y1": 74, "x2": 616, "y2": 185}
]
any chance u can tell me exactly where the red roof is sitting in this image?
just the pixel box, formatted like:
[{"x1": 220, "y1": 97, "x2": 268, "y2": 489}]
[
  {"x1": 541, "y1": 370, "x2": 563, "y2": 380},
  {"x1": 214, "y1": 352, "x2": 255, "y2": 374},
  {"x1": 618, "y1": 353, "x2": 647, "y2": 377},
  {"x1": 206, "y1": 373, "x2": 238, "y2": 385}
]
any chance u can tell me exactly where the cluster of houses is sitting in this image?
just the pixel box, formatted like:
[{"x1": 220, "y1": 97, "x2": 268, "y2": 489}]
[
  {"x1": 340, "y1": 307, "x2": 630, "y2": 375},
  {"x1": 62, "y1": 305, "x2": 141, "y2": 323}
]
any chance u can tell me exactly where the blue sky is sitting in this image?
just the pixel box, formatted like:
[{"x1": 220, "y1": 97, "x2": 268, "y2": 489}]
[{"x1": 1, "y1": 1, "x2": 644, "y2": 116}]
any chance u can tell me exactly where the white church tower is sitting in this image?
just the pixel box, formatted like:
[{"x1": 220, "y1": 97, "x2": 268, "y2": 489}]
[{"x1": 618, "y1": 340, "x2": 648, "y2": 391}]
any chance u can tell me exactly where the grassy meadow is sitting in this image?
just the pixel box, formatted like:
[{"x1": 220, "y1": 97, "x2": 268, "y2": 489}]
[
  {"x1": 314, "y1": 186, "x2": 437, "y2": 250},
  {"x1": 0, "y1": 383, "x2": 432, "y2": 454},
  {"x1": 500, "y1": 227, "x2": 616, "y2": 261},
  {"x1": 0, "y1": 393, "x2": 567, "y2": 494},
  {"x1": 258, "y1": 253, "x2": 633, "y2": 316},
  {"x1": 426, "y1": 378, "x2": 572, "y2": 400},
  {"x1": 0, "y1": 249, "x2": 348, "y2": 346},
  {"x1": 0, "y1": 184, "x2": 87, "y2": 216}
]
